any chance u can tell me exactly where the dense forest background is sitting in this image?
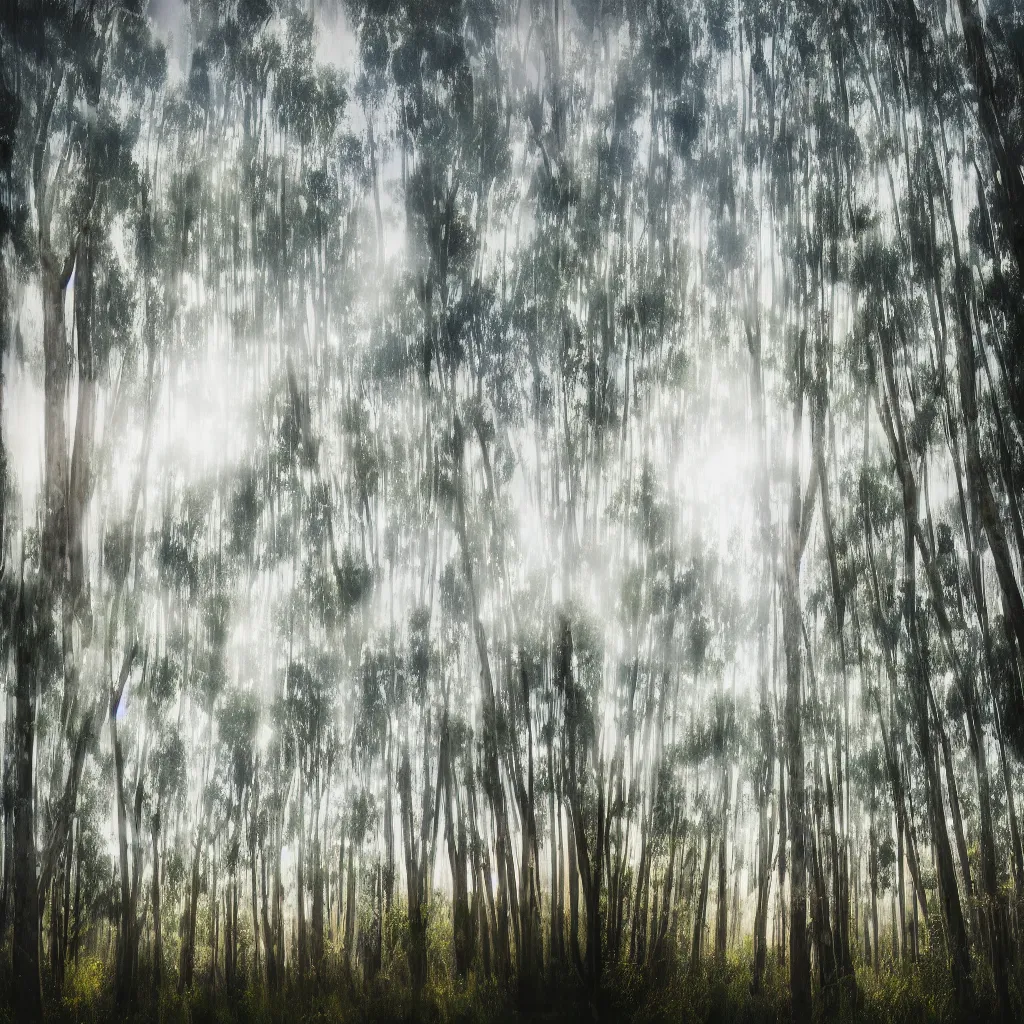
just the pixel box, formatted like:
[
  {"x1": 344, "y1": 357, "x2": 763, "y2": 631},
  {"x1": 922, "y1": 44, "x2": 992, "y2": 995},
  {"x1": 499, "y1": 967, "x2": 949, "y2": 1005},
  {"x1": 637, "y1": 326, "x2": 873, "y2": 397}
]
[{"x1": 1, "y1": 0, "x2": 1023, "y2": 1021}]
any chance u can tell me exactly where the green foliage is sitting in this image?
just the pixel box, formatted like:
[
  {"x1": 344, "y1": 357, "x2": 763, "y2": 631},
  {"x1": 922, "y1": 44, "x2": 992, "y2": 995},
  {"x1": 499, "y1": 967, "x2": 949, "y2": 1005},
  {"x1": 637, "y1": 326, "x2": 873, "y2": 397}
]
[
  {"x1": 31, "y1": 940, "x2": 972, "y2": 1023},
  {"x1": 336, "y1": 546, "x2": 373, "y2": 616}
]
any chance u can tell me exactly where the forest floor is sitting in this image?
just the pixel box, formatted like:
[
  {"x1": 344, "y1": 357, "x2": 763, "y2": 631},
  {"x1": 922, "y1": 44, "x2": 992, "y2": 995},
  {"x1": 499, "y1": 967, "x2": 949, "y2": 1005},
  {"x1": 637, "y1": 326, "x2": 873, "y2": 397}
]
[{"x1": 10, "y1": 948, "x2": 994, "y2": 1024}]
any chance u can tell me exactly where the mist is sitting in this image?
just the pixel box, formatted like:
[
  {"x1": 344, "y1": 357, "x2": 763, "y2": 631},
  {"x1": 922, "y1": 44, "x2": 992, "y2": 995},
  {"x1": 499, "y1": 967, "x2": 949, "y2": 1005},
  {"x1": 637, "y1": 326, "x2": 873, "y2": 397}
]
[{"x1": 1, "y1": 1, "x2": 1023, "y2": 1022}]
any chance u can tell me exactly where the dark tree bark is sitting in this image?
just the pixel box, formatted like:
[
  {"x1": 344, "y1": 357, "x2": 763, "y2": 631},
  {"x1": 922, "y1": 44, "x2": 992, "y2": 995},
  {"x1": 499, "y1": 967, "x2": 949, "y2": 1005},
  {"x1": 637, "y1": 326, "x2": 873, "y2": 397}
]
[{"x1": 12, "y1": 590, "x2": 43, "y2": 1024}]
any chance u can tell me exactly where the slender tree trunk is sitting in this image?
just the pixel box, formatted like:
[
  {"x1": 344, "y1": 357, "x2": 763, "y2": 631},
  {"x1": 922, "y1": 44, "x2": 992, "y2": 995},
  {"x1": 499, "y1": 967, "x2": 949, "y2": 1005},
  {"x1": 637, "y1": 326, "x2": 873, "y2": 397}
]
[
  {"x1": 251, "y1": 837, "x2": 260, "y2": 984},
  {"x1": 297, "y1": 775, "x2": 307, "y2": 983},
  {"x1": 442, "y1": 722, "x2": 472, "y2": 977},
  {"x1": 0, "y1": 704, "x2": 15, "y2": 945},
  {"x1": 869, "y1": 812, "x2": 879, "y2": 974},
  {"x1": 312, "y1": 828, "x2": 324, "y2": 976},
  {"x1": 344, "y1": 838, "x2": 355, "y2": 965},
  {"x1": 179, "y1": 832, "x2": 202, "y2": 993},
  {"x1": 152, "y1": 815, "x2": 162, "y2": 993},
  {"x1": 12, "y1": 607, "x2": 42, "y2": 1023},
  {"x1": 714, "y1": 768, "x2": 729, "y2": 965},
  {"x1": 112, "y1": 695, "x2": 134, "y2": 1004},
  {"x1": 691, "y1": 826, "x2": 713, "y2": 969},
  {"x1": 783, "y1": 358, "x2": 811, "y2": 1022},
  {"x1": 548, "y1": 736, "x2": 562, "y2": 974}
]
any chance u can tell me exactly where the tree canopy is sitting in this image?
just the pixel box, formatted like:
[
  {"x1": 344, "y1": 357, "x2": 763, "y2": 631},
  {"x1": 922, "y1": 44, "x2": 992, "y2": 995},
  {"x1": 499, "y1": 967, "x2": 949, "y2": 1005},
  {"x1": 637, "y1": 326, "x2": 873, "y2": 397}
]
[{"x1": 1, "y1": 0, "x2": 1024, "y2": 1021}]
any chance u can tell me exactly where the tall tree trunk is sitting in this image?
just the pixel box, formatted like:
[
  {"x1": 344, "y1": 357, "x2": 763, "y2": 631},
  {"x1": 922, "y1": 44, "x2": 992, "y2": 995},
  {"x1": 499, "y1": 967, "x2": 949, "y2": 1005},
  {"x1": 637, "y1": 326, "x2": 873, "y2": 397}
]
[
  {"x1": 783, "y1": 334, "x2": 812, "y2": 1022},
  {"x1": 152, "y1": 814, "x2": 162, "y2": 993},
  {"x1": 250, "y1": 834, "x2": 260, "y2": 985},
  {"x1": 179, "y1": 831, "x2": 202, "y2": 993},
  {"x1": 548, "y1": 735, "x2": 563, "y2": 974},
  {"x1": 691, "y1": 825, "x2": 713, "y2": 969},
  {"x1": 0, "y1": 700, "x2": 15, "y2": 945},
  {"x1": 297, "y1": 775, "x2": 307, "y2": 983},
  {"x1": 344, "y1": 837, "x2": 355, "y2": 965},
  {"x1": 442, "y1": 720, "x2": 472, "y2": 977},
  {"x1": 111, "y1": 676, "x2": 134, "y2": 1005},
  {"x1": 714, "y1": 767, "x2": 729, "y2": 965},
  {"x1": 12, "y1": 599, "x2": 43, "y2": 1024},
  {"x1": 312, "y1": 828, "x2": 324, "y2": 976}
]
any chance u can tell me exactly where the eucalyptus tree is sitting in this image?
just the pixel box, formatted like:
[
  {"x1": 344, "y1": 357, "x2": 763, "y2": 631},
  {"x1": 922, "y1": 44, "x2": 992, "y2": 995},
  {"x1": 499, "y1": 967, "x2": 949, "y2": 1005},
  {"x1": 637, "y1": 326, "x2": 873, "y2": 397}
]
[
  {"x1": 1, "y1": 5, "x2": 165, "y2": 1018},
  {"x1": 2, "y1": 0, "x2": 1024, "y2": 1020}
]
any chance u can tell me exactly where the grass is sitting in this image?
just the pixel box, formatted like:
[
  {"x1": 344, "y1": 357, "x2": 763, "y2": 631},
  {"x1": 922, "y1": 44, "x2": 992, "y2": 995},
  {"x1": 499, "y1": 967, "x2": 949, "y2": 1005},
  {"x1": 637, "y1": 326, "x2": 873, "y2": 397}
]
[
  {"x1": 18, "y1": 951, "x2": 984, "y2": 1024},
  {"x1": 4, "y1": 913, "x2": 1015, "y2": 1024}
]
